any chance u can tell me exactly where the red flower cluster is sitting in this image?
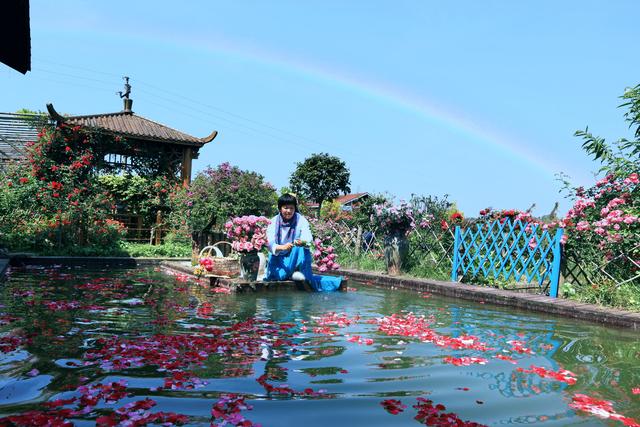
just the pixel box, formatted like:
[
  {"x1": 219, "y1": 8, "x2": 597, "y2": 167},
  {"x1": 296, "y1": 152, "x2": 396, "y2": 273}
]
[
  {"x1": 413, "y1": 398, "x2": 487, "y2": 427},
  {"x1": 506, "y1": 339, "x2": 534, "y2": 355},
  {"x1": 49, "y1": 181, "x2": 63, "y2": 190},
  {"x1": 450, "y1": 211, "x2": 464, "y2": 222},
  {"x1": 381, "y1": 399, "x2": 406, "y2": 415},
  {"x1": 315, "y1": 312, "x2": 358, "y2": 328},
  {"x1": 256, "y1": 374, "x2": 323, "y2": 397},
  {"x1": 96, "y1": 398, "x2": 189, "y2": 426},
  {"x1": 211, "y1": 394, "x2": 258, "y2": 427},
  {"x1": 347, "y1": 335, "x2": 374, "y2": 345},
  {"x1": 493, "y1": 354, "x2": 517, "y2": 364},
  {"x1": 517, "y1": 365, "x2": 577, "y2": 385},
  {"x1": 376, "y1": 313, "x2": 492, "y2": 352},
  {"x1": 0, "y1": 409, "x2": 73, "y2": 427},
  {"x1": 0, "y1": 334, "x2": 32, "y2": 353},
  {"x1": 443, "y1": 356, "x2": 488, "y2": 366},
  {"x1": 570, "y1": 394, "x2": 639, "y2": 427}
]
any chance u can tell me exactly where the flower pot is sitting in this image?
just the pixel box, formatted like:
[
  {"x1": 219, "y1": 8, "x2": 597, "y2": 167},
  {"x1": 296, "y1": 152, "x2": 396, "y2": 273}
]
[
  {"x1": 384, "y1": 232, "x2": 409, "y2": 275},
  {"x1": 239, "y1": 251, "x2": 261, "y2": 282}
]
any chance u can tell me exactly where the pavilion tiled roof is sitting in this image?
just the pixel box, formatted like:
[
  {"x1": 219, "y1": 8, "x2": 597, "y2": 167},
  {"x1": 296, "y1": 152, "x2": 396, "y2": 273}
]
[{"x1": 46, "y1": 103, "x2": 217, "y2": 147}]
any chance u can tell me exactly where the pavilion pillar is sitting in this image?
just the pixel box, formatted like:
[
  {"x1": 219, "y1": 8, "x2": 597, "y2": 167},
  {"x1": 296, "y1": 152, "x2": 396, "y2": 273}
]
[{"x1": 181, "y1": 147, "x2": 193, "y2": 187}]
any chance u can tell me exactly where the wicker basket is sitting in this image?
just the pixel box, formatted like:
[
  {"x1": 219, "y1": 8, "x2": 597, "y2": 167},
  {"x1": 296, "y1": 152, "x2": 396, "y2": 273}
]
[
  {"x1": 199, "y1": 242, "x2": 240, "y2": 277},
  {"x1": 204, "y1": 257, "x2": 239, "y2": 277}
]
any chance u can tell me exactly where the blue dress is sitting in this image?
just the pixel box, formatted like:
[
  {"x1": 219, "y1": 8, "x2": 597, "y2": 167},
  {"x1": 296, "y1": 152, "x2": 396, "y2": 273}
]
[{"x1": 264, "y1": 213, "x2": 342, "y2": 292}]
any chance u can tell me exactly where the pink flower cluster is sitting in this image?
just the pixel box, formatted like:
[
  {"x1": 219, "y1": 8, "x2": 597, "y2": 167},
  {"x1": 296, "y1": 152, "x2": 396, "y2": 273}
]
[
  {"x1": 443, "y1": 356, "x2": 488, "y2": 366},
  {"x1": 376, "y1": 313, "x2": 492, "y2": 352},
  {"x1": 224, "y1": 215, "x2": 271, "y2": 252},
  {"x1": 517, "y1": 365, "x2": 577, "y2": 385},
  {"x1": 199, "y1": 257, "x2": 214, "y2": 272},
  {"x1": 570, "y1": 394, "x2": 640, "y2": 427},
  {"x1": 211, "y1": 394, "x2": 258, "y2": 427},
  {"x1": 347, "y1": 335, "x2": 374, "y2": 345},
  {"x1": 312, "y1": 237, "x2": 340, "y2": 271},
  {"x1": 371, "y1": 201, "x2": 416, "y2": 236},
  {"x1": 565, "y1": 172, "x2": 639, "y2": 247}
]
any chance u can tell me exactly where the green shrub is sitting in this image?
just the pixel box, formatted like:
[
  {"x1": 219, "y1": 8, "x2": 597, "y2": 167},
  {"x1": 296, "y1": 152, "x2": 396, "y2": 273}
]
[{"x1": 120, "y1": 242, "x2": 191, "y2": 258}]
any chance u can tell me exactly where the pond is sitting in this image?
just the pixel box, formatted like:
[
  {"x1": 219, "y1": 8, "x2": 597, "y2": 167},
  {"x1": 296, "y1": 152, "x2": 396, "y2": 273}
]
[{"x1": 0, "y1": 265, "x2": 638, "y2": 426}]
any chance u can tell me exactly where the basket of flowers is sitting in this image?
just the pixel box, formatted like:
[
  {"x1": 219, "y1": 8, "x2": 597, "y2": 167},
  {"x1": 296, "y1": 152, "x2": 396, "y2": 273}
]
[{"x1": 194, "y1": 241, "x2": 240, "y2": 278}]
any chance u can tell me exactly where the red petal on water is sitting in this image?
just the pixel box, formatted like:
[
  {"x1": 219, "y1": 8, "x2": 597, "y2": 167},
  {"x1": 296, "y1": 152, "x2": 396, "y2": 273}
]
[
  {"x1": 569, "y1": 393, "x2": 640, "y2": 426},
  {"x1": 443, "y1": 356, "x2": 488, "y2": 366},
  {"x1": 518, "y1": 364, "x2": 577, "y2": 385},
  {"x1": 381, "y1": 399, "x2": 406, "y2": 415}
]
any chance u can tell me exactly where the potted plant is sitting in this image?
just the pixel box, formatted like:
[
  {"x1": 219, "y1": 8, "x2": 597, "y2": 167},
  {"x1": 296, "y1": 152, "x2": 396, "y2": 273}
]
[
  {"x1": 372, "y1": 202, "x2": 415, "y2": 275},
  {"x1": 224, "y1": 215, "x2": 271, "y2": 281}
]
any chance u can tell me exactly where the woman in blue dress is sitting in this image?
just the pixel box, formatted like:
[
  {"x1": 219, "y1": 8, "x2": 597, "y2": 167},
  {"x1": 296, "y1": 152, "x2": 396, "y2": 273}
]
[{"x1": 264, "y1": 194, "x2": 343, "y2": 292}]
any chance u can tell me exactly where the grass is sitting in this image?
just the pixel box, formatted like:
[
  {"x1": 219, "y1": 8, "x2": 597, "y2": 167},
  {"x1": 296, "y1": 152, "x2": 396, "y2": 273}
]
[
  {"x1": 562, "y1": 280, "x2": 640, "y2": 311},
  {"x1": 337, "y1": 252, "x2": 386, "y2": 272},
  {"x1": 9, "y1": 241, "x2": 192, "y2": 258}
]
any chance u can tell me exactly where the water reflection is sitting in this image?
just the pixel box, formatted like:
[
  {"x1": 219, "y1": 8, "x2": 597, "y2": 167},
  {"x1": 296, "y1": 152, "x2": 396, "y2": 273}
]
[{"x1": 0, "y1": 267, "x2": 636, "y2": 426}]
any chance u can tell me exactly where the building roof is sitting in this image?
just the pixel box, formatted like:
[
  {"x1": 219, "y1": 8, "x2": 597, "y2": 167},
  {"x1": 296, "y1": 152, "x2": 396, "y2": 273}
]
[
  {"x1": 0, "y1": 112, "x2": 50, "y2": 165},
  {"x1": 307, "y1": 192, "x2": 369, "y2": 208},
  {"x1": 46, "y1": 103, "x2": 217, "y2": 147},
  {"x1": 335, "y1": 192, "x2": 369, "y2": 205}
]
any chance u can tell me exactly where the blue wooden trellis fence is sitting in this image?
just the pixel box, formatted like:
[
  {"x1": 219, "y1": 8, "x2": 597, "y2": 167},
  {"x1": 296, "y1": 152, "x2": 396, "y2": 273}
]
[{"x1": 450, "y1": 219, "x2": 564, "y2": 297}]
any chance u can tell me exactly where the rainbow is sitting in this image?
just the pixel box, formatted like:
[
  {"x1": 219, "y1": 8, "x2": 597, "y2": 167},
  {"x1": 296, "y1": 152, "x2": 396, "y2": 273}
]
[
  {"x1": 171, "y1": 33, "x2": 563, "y2": 179},
  {"x1": 38, "y1": 26, "x2": 563, "y2": 178}
]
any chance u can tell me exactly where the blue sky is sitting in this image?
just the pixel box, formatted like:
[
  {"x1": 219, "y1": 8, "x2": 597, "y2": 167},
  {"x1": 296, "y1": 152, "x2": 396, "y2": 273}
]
[{"x1": 2, "y1": 1, "x2": 639, "y2": 216}]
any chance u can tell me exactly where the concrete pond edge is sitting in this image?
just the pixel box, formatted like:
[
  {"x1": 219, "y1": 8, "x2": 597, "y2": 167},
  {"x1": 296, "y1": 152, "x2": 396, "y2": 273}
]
[{"x1": 335, "y1": 268, "x2": 640, "y2": 330}]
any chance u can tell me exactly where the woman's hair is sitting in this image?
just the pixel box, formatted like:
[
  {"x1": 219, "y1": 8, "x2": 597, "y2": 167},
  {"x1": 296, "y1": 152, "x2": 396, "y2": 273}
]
[{"x1": 278, "y1": 193, "x2": 298, "y2": 211}]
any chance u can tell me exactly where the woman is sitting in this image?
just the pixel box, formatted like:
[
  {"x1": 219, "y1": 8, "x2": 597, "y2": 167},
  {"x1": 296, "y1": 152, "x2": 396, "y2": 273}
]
[{"x1": 264, "y1": 194, "x2": 342, "y2": 292}]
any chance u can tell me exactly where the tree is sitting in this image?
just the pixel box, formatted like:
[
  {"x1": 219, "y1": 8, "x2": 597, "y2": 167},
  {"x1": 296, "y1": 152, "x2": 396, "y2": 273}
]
[
  {"x1": 181, "y1": 162, "x2": 277, "y2": 233},
  {"x1": 289, "y1": 153, "x2": 351, "y2": 214},
  {"x1": 559, "y1": 85, "x2": 640, "y2": 306},
  {"x1": 574, "y1": 84, "x2": 640, "y2": 177}
]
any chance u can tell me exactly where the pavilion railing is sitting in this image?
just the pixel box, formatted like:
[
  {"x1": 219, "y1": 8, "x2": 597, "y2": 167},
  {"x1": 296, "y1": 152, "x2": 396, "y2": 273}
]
[{"x1": 451, "y1": 219, "x2": 564, "y2": 297}]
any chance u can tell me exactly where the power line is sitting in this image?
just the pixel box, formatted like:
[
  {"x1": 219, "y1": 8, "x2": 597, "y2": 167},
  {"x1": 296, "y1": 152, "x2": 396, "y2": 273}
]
[
  {"x1": 133, "y1": 86, "x2": 347, "y2": 153},
  {"x1": 135, "y1": 79, "x2": 330, "y2": 148},
  {"x1": 37, "y1": 58, "x2": 124, "y2": 78},
  {"x1": 31, "y1": 59, "x2": 352, "y2": 155}
]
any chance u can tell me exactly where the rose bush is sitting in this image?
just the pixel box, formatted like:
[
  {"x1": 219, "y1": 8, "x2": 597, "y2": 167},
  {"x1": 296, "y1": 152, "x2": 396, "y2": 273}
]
[
  {"x1": 371, "y1": 201, "x2": 416, "y2": 236},
  {"x1": 312, "y1": 238, "x2": 340, "y2": 271},
  {"x1": 0, "y1": 122, "x2": 187, "y2": 255}
]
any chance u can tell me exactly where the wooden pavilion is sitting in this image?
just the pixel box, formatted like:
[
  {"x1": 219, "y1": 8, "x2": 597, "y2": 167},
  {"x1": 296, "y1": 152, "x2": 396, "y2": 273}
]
[
  {"x1": 45, "y1": 94, "x2": 218, "y2": 243},
  {"x1": 46, "y1": 98, "x2": 217, "y2": 187}
]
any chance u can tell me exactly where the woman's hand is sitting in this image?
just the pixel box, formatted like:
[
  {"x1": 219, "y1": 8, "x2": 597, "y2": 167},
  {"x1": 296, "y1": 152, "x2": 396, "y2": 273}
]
[{"x1": 277, "y1": 243, "x2": 294, "y2": 252}]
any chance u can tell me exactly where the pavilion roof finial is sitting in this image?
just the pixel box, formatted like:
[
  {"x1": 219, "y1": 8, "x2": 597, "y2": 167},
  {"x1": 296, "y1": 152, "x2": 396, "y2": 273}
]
[{"x1": 117, "y1": 76, "x2": 133, "y2": 113}]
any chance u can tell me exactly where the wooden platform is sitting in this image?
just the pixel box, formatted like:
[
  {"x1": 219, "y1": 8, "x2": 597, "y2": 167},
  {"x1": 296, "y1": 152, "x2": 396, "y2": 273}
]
[
  {"x1": 206, "y1": 275, "x2": 347, "y2": 293},
  {"x1": 160, "y1": 261, "x2": 346, "y2": 293}
]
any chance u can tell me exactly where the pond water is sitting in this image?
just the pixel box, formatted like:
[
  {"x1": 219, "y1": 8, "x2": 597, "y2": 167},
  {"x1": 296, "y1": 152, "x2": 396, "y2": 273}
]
[{"x1": 0, "y1": 265, "x2": 638, "y2": 426}]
